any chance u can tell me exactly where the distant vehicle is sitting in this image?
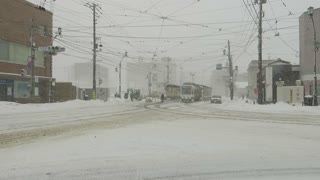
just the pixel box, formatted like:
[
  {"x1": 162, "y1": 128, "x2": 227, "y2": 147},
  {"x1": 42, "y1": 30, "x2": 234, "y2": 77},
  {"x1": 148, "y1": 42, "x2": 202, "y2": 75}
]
[
  {"x1": 181, "y1": 83, "x2": 212, "y2": 103},
  {"x1": 165, "y1": 84, "x2": 181, "y2": 100},
  {"x1": 211, "y1": 95, "x2": 222, "y2": 104}
]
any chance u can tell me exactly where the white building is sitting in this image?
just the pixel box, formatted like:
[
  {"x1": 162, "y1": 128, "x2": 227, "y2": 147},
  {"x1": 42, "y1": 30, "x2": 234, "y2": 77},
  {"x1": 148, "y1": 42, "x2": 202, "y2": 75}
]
[
  {"x1": 210, "y1": 67, "x2": 229, "y2": 97},
  {"x1": 73, "y1": 63, "x2": 109, "y2": 89}
]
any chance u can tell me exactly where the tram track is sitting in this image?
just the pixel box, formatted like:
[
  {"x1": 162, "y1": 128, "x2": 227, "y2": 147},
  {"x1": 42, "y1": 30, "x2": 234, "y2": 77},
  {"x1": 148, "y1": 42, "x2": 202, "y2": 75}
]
[{"x1": 144, "y1": 102, "x2": 320, "y2": 127}]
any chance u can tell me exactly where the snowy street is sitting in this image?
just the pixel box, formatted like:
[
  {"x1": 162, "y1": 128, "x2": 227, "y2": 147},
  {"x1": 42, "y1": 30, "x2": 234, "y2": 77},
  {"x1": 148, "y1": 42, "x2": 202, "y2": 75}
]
[{"x1": 1, "y1": 100, "x2": 320, "y2": 179}]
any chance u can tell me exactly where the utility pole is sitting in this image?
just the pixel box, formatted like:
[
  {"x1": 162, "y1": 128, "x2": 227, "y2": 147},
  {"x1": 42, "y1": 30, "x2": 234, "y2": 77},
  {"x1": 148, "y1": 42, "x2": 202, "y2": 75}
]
[
  {"x1": 308, "y1": 7, "x2": 318, "y2": 106},
  {"x1": 180, "y1": 65, "x2": 183, "y2": 86},
  {"x1": 30, "y1": 18, "x2": 35, "y2": 97},
  {"x1": 191, "y1": 73, "x2": 195, "y2": 83},
  {"x1": 228, "y1": 40, "x2": 234, "y2": 100},
  {"x1": 166, "y1": 58, "x2": 171, "y2": 85},
  {"x1": 119, "y1": 60, "x2": 122, "y2": 98},
  {"x1": 92, "y1": 3, "x2": 97, "y2": 100},
  {"x1": 98, "y1": 67, "x2": 101, "y2": 99},
  {"x1": 148, "y1": 71, "x2": 152, "y2": 96},
  {"x1": 85, "y1": 2, "x2": 101, "y2": 100},
  {"x1": 119, "y1": 52, "x2": 127, "y2": 98},
  {"x1": 257, "y1": 0, "x2": 265, "y2": 104}
]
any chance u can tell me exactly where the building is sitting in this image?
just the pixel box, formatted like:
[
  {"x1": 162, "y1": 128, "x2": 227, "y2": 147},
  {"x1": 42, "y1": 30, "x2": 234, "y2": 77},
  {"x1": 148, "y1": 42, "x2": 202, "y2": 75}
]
[
  {"x1": 73, "y1": 63, "x2": 109, "y2": 89},
  {"x1": 0, "y1": 0, "x2": 53, "y2": 103},
  {"x1": 234, "y1": 72, "x2": 248, "y2": 98},
  {"x1": 262, "y1": 59, "x2": 300, "y2": 103},
  {"x1": 210, "y1": 65, "x2": 229, "y2": 96},
  {"x1": 299, "y1": 8, "x2": 320, "y2": 97},
  {"x1": 126, "y1": 62, "x2": 150, "y2": 95},
  {"x1": 210, "y1": 63, "x2": 241, "y2": 97},
  {"x1": 55, "y1": 62, "x2": 110, "y2": 100},
  {"x1": 247, "y1": 60, "x2": 276, "y2": 100},
  {"x1": 126, "y1": 58, "x2": 178, "y2": 97}
]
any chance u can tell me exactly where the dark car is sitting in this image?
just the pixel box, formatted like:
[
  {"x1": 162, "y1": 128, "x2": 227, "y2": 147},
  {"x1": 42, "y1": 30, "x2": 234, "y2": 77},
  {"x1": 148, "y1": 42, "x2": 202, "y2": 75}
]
[{"x1": 211, "y1": 95, "x2": 222, "y2": 104}]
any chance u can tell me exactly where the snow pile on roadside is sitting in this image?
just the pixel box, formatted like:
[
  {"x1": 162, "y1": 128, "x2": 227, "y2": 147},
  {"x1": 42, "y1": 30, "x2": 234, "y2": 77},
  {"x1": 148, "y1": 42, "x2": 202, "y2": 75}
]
[
  {"x1": 0, "y1": 98, "x2": 142, "y2": 115},
  {"x1": 214, "y1": 98, "x2": 320, "y2": 115}
]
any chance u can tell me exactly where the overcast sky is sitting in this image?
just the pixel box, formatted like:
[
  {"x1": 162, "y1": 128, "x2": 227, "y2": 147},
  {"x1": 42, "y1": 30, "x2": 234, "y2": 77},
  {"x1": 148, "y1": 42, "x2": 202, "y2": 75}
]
[{"x1": 27, "y1": 0, "x2": 320, "y2": 82}]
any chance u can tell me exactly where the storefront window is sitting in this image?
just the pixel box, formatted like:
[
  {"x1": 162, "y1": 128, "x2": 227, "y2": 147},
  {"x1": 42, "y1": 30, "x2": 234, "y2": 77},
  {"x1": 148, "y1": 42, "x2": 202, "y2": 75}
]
[{"x1": 14, "y1": 81, "x2": 30, "y2": 98}]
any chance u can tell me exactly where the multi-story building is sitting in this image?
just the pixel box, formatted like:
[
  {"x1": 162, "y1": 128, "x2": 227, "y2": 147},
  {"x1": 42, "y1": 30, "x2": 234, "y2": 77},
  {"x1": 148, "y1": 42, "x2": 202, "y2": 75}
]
[
  {"x1": 299, "y1": 8, "x2": 320, "y2": 97},
  {"x1": 0, "y1": 0, "x2": 53, "y2": 102}
]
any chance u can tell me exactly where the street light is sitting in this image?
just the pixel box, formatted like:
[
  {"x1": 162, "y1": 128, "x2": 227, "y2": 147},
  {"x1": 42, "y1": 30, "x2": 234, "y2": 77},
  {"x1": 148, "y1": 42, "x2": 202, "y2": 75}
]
[
  {"x1": 119, "y1": 51, "x2": 128, "y2": 98},
  {"x1": 308, "y1": 6, "x2": 318, "y2": 106}
]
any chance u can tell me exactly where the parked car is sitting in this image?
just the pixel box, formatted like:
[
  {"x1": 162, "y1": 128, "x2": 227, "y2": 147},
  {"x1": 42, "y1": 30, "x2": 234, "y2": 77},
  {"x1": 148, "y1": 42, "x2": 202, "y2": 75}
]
[{"x1": 211, "y1": 95, "x2": 222, "y2": 104}]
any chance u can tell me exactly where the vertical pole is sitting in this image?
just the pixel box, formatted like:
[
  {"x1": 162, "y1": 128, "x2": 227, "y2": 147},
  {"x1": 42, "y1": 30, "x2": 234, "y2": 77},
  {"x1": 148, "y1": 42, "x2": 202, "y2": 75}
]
[
  {"x1": 167, "y1": 58, "x2": 170, "y2": 85},
  {"x1": 98, "y1": 67, "x2": 101, "y2": 99},
  {"x1": 311, "y1": 17, "x2": 318, "y2": 106},
  {"x1": 257, "y1": 0, "x2": 263, "y2": 104},
  {"x1": 228, "y1": 40, "x2": 234, "y2": 100},
  {"x1": 148, "y1": 71, "x2": 152, "y2": 96},
  {"x1": 49, "y1": 79, "x2": 51, "y2": 103},
  {"x1": 92, "y1": 3, "x2": 97, "y2": 100},
  {"x1": 180, "y1": 65, "x2": 183, "y2": 86},
  {"x1": 30, "y1": 18, "x2": 35, "y2": 97},
  {"x1": 119, "y1": 61, "x2": 122, "y2": 98}
]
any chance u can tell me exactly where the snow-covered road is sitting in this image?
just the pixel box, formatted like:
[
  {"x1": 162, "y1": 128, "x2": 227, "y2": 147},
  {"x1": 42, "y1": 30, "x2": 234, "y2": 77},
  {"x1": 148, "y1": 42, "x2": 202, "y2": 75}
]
[
  {"x1": 0, "y1": 99, "x2": 145, "y2": 133},
  {"x1": 1, "y1": 100, "x2": 320, "y2": 179}
]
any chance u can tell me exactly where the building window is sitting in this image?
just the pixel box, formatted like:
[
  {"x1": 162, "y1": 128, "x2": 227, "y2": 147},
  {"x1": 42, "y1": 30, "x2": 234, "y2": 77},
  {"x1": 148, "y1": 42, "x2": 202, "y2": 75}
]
[
  {"x1": 0, "y1": 39, "x2": 9, "y2": 61},
  {"x1": 38, "y1": 24, "x2": 48, "y2": 36},
  {"x1": 0, "y1": 39, "x2": 46, "y2": 76},
  {"x1": 14, "y1": 81, "x2": 30, "y2": 98}
]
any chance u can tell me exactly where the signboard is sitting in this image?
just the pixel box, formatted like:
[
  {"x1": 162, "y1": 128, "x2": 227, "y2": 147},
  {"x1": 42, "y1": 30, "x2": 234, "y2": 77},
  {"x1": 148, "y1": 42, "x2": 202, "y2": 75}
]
[
  {"x1": 7, "y1": 86, "x2": 12, "y2": 96},
  {"x1": 35, "y1": 87, "x2": 39, "y2": 96},
  {"x1": 35, "y1": 77, "x2": 39, "y2": 83},
  {"x1": 216, "y1": 64, "x2": 222, "y2": 70},
  {"x1": 277, "y1": 86, "x2": 304, "y2": 104},
  {"x1": 26, "y1": 56, "x2": 32, "y2": 69},
  {"x1": 275, "y1": 81, "x2": 285, "y2": 87},
  {"x1": 265, "y1": 66, "x2": 273, "y2": 102},
  {"x1": 0, "y1": 80, "x2": 14, "y2": 85}
]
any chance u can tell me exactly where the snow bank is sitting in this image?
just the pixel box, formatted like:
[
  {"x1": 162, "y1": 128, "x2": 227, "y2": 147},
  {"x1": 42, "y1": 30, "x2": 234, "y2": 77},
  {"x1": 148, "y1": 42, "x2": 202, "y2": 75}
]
[
  {"x1": 0, "y1": 98, "x2": 142, "y2": 115},
  {"x1": 213, "y1": 98, "x2": 320, "y2": 115}
]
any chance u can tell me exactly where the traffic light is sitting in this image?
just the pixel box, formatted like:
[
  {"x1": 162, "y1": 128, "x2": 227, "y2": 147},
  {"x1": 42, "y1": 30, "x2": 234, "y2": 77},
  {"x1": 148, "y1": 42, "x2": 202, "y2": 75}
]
[
  {"x1": 47, "y1": 46, "x2": 65, "y2": 55},
  {"x1": 47, "y1": 46, "x2": 61, "y2": 52},
  {"x1": 20, "y1": 69, "x2": 27, "y2": 76}
]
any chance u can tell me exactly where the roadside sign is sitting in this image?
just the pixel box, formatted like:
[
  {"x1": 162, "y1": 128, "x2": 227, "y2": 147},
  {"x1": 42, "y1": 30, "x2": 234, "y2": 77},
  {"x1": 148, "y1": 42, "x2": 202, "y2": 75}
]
[
  {"x1": 26, "y1": 56, "x2": 32, "y2": 69},
  {"x1": 275, "y1": 81, "x2": 285, "y2": 87}
]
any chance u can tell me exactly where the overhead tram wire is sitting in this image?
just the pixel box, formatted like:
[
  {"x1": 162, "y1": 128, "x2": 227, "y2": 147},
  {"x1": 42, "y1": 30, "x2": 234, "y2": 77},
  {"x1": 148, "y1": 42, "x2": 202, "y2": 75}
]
[
  {"x1": 242, "y1": 0, "x2": 258, "y2": 26},
  {"x1": 265, "y1": 2, "x2": 299, "y2": 54},
  {"x1": 168, "y1": 0, "x2": 282, "y2": 18},
  {"x1": 166, "y1": 0, "x2": 201, "y2": 18},
  {"x1": 54, "y1": 2, "x2": 141, "y2": 50}
]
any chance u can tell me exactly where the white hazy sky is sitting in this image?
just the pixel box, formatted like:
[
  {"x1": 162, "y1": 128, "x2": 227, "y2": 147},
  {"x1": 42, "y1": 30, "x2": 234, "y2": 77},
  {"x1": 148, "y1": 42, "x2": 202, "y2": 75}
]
[{"x1": 27, "y1": 0, "x2": 320, "y2": 82}]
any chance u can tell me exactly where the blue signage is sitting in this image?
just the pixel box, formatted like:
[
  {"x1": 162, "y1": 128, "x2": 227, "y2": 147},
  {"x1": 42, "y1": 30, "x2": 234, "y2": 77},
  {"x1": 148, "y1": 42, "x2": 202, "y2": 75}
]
[{"x1": 0, "y1": 80, "x2": 14, "y2": 85}]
